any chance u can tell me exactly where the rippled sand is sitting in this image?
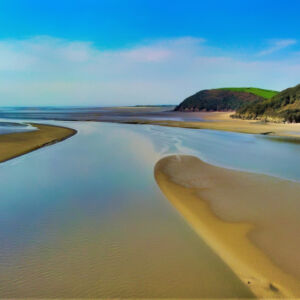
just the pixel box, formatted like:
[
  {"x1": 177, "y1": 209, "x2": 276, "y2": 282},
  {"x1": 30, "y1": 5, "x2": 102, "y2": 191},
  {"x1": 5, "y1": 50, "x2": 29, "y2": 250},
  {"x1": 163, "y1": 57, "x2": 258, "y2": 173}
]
[{"x1": 155, "y1": 155, "x2": 300, "y2": 298}]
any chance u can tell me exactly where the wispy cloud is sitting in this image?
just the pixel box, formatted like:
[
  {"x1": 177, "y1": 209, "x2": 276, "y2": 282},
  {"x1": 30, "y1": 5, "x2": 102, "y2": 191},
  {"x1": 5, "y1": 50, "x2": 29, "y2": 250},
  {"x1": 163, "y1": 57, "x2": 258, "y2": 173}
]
[
  {"x1": 258, "y1": 39, "x2": 297, "y2": 56},
  {"x1": 0, "y1": 36, "x2": 299, "y2": 106}
]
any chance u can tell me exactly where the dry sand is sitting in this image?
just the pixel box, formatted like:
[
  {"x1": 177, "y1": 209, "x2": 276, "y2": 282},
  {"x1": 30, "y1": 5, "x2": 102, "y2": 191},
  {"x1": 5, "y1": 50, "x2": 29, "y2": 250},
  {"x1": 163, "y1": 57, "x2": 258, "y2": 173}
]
[
  {"x1": 155, "y1": 155, "x2": 300, "y2": 298},
  {"x1": 127, "y1": 111, "x2": 300, "y2": 139},
  {"x1": 0, "y1": 123, "x2": 76, "y2": 163}
]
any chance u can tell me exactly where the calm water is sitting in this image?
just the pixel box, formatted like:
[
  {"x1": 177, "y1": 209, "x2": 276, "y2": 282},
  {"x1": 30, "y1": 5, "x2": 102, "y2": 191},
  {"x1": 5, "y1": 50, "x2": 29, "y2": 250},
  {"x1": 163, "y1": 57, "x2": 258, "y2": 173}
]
[
  {"x1": 1, "y1": 121, "x2": 300, "y2": 298},
  {"x1": 0, "y1": 121, "x2": 35, "y2": 135},
  {"x1": 0, "y1": 106, "x2": 207, "y2": 123},
  {"x1": 138, "y1": 125, "x2": 300, "y2": 181}
]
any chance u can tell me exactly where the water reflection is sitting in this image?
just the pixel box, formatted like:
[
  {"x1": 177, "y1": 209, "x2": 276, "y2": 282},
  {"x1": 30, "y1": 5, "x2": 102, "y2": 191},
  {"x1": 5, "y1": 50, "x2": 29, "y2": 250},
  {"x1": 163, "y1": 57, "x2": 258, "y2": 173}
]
[
  {"x1": 0, "y1": 122, "x2": 251, "y2": 298},
  {"x1": 1, "y1": 121, "x2": 300, "y2": 297}
]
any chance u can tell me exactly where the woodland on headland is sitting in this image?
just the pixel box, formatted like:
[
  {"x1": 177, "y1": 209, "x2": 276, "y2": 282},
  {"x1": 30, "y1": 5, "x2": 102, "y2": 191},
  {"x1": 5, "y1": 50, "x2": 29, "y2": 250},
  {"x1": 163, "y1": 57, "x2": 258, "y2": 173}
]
[{"x1": 175, "y1": 85, "x2": 300, "y2": 123}]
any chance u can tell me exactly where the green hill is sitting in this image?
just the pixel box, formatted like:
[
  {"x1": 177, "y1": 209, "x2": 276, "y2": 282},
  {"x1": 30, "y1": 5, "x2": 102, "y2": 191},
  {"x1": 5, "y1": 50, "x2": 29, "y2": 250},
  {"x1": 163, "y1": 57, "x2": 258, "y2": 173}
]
[
  {"x1": 233, "y1": 84, "x2": 300, "y2": 123},
  {"x1": 174, "y1": 88, "x2": 276, "y2": 112},
  {"x1": 218, "y1": 87, "x2": 278, "y2": 99}
]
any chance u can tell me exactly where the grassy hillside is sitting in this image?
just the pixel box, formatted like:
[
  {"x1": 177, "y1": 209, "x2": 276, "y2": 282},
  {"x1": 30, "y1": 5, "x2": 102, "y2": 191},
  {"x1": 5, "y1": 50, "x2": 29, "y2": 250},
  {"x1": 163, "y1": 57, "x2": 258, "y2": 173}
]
[
  {"x1": 218, "y1": 87, "x2": 278, "y2": 99},
  {"x1": 233, "y1": 84, "x2": 300, "y2": 123},
  {"x1": 175, "y1": 88, "x2": 267, "y2": 112}
]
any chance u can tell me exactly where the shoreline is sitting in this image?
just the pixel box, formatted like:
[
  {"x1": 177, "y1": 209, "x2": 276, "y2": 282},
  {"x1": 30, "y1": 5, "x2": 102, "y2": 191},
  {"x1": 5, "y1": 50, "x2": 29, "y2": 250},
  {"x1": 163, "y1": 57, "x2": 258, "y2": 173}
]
[
  {"x1": 121, "y1": 111, "x2": 300, "y2": 139},
  {"x1": 0, "y1": 123, "x2": 77, "y2": 163},
  {"x1": 1, "y1": 109, "x2": 300, "y2": 140},
  {"x1": 154, "y1": 155, "x2": 300, "y2": 298}
]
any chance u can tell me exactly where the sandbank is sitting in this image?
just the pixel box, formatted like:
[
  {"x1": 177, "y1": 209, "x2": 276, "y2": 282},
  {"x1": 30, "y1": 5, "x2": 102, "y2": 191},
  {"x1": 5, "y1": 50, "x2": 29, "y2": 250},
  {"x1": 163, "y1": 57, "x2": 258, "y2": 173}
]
[
  {"x1": 0, "y1": 123, "x2": 77, "y2": 163},
  {"x1": 154, "y1": 155, "x2": 300, "y2": 298},
  {"x1": 125, "y1": 111, "x2": 300, "y2": 139}
]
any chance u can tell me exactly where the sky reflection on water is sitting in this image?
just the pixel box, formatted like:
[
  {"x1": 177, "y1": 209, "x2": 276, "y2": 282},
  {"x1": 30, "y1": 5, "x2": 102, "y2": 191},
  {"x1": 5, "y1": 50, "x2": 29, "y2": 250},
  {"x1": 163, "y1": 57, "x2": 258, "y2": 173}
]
[{"x1": 1, "y1": 120, "x2": 300, "y2": 297}]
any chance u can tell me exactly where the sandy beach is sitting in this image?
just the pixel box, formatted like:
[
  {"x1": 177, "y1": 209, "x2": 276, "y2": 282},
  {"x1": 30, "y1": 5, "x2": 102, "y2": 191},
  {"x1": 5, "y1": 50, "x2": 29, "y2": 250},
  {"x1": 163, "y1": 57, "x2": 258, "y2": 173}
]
[
  {"x1": 0, "y1": 123, "x2": 77, "y2": 163},
  {"x1": 125, "y1": 111, "x2": 300, "y2": 139},
  {"x1": 155, "y1": 155, "x2": 300, "y2": 298}
]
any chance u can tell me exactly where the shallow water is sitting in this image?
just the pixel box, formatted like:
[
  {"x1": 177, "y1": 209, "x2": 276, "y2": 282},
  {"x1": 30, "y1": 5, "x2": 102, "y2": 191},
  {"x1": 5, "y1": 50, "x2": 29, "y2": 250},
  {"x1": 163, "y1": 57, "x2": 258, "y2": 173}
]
[
  {"x1": 1, "y1": 121, "x2": 300, "y2": 297},
  {"x1": 134, "y1": 125, "x2": 300, "y2": 181},
  {"x1": 0, "y1": 106, "x2": 207, "y2": 123},
  {"x1": 0, "y1": 121, "x2": 35, "y2": 135},
  {"x1": 0, "y1": 121, "x2": 251, "y2": 298}
]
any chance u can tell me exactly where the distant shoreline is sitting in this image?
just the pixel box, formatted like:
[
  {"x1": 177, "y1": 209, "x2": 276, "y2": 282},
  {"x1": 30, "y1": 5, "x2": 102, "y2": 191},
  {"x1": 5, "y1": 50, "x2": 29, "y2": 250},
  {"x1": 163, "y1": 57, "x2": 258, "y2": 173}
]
[
  {"x1": 1, "y1": 108, "x2": 300, "y2": 140},
  {"x1": 120, "y1": 111, "x2": 300, "y2": 140},
  {"x1": 0, "y1": 123, "x2": 77, "y2": 163}
]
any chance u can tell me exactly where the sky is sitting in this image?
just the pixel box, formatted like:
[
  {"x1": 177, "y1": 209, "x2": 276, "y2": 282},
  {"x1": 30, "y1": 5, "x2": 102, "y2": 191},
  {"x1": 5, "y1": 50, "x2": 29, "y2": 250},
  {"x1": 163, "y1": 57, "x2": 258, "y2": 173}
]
[{"x1": 0, "y1": 0, "x2": 300, "y2": 106}]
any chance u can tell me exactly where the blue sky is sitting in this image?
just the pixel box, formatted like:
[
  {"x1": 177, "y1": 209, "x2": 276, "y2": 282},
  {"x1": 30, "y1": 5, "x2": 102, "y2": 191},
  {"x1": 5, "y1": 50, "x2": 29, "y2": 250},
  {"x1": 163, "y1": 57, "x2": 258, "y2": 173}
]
[{"x1": 0, "y1": 0, "x2": 299, "y2": 106}]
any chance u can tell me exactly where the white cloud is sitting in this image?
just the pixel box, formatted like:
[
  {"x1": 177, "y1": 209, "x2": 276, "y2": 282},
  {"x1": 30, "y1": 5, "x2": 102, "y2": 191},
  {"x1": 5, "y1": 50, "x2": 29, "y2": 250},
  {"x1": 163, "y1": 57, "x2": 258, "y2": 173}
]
[
  {"x1": 258, "y1": 39, "x2": 297, "y2": 56},
  {"x1": 0, "y1": 36, "x2": 299, "y2": 106},
  {"x1": 121, "y1": 47, "x2": 172, "y2": 62}
]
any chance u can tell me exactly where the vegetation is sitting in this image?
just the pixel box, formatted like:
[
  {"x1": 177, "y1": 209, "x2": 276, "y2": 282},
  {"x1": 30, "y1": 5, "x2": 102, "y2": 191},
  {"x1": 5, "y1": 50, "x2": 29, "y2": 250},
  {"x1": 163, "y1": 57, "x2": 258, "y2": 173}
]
[
  {"x1": 233, "y1": 84, "x2": 300, "y2": 123},
  {"x1": 175, "y1": 88, "x2": 268, "y2": 112},
  {"x1": 218, "y1": 87, "x2": 278, "y2": 99}
]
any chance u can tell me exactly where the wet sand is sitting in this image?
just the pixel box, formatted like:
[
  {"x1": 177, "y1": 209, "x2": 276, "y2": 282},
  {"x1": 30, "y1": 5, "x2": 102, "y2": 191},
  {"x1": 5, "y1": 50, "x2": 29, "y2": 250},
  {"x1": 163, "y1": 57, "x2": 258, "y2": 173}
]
[
  {"x1": 0, "y1": 123, "x2": 76, "y2": 163},
  {"x1": 155, "y1": 155, "x2": 300, "y2": 298},
  {"x1": 128, "y1": 111, "x2": 300, "y2": 139}
]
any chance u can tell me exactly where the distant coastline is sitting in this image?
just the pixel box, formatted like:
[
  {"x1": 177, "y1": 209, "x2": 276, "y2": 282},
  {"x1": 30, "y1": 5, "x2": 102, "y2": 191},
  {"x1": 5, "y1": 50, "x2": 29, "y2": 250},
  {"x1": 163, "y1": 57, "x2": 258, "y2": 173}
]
[
  {"x1": 122, "y1": 111, "x2": 300, "y2": 140},
  {"x1": 1, "y1": 106, "x2": 300, "y2": 140}
]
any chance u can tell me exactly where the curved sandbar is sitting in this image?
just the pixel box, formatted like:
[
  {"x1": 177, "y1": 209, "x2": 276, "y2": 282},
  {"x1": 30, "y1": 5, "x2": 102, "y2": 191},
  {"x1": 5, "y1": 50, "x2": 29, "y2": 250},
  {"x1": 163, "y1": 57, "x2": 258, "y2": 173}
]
[
  {"x1": 154, "y1": 155, "x2": 300, "y2": 298},
  {"x1": 0, "y1": 123, "x2": 77, "y2": 163}
]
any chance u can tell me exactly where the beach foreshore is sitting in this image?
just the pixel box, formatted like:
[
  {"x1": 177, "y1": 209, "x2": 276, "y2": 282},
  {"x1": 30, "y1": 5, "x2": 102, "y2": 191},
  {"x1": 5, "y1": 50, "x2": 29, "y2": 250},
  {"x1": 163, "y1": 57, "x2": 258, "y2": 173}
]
[
  {"x1": 0, "y1": 123, "x2": 77, "y2": 163},
  {"x1": 124, "y1": 111, "x2": 300, "y2": 139},
  {"x1": 154, "y1": 155, "x2": 300, "y2": 298}
]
